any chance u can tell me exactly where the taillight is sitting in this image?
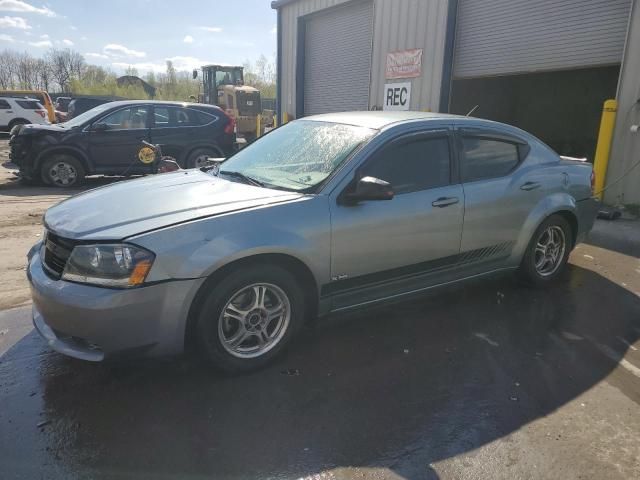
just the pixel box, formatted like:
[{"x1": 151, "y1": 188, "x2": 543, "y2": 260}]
[
  {"x1": 590, "y1": 169, "x2": 596, "y2": 194},
  {"x1": 223, "y1": 112, "x2": 236, "y2": 135},
  {"x1": 36, "y1": 110, "x2": 46, "y2": 119}
]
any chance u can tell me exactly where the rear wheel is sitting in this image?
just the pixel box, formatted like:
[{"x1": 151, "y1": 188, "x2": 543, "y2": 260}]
[
  {"x1": 186, "y1": 147, "x2": 221, "y2": 169},
  {"x1": 518, "y1": 214, "x2": 572, "y2": 286},
  {"x1": 195, "y1": 264, "x2": 305, "y2": 373},
  {"x1": 40, "y1": 154, "x2": 85, "y2": 187},
  {"x1": 8, "y1": 118, "x2": 29, "y2": 131}
]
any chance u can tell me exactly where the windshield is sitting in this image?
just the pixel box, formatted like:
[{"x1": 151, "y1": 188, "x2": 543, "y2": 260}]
[
  {"x1": 62, "y1": 103, "x2": 112, "y2": 128},
  {"x1": 221, "y1": 120, "x2": 375, "y2": 191}
]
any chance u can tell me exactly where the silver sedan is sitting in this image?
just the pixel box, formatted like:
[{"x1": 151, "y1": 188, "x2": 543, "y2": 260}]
[{"x1": 28, "y1": 111, "x2": 598, "y2": 372}]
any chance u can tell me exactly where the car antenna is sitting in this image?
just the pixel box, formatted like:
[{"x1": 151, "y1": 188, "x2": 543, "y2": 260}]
[{"x1": 466, "y1": 105, "x2": 479, "y2": 116}]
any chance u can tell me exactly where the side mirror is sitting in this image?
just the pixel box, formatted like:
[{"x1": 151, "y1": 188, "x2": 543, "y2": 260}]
[
  {"x1": 344, "y1": 176, "x2": 394, "y2": 203},
  {"x1": 92, "y1": 122, "x2": 109, "y2": 132}
]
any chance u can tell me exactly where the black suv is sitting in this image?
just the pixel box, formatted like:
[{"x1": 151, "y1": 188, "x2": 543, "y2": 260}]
[{"x1": 9, "y1": 100, "x2": 236, "y2": 187}]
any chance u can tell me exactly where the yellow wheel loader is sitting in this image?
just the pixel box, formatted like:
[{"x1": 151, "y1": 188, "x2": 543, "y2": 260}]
[{"x1": 196, "y1": 65, "x2": 263, "y2": 142}]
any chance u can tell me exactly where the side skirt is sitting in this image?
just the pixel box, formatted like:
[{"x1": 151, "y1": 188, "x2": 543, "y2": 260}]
[{"x1": 325, "y1": 266, "x2": 518, "y2": 315}]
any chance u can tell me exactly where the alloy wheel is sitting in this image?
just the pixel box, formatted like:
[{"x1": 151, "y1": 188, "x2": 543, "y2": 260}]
[
  {"x1": 218, "y1": 283, "x2": 291, "y2": 359},
  {"x1": 534, "y1": 225, "x2": 566, "y2": 277}
]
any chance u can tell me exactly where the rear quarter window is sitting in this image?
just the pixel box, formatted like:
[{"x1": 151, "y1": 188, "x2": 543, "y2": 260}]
[
  {"x1": 461, "y1": 137, "x2": 521, "y2": 182},
  {"x1": 0, "y1": 99, "x2": 10, "y2": 109},
  {"x1": 189, "y1": 109, "x2": 218, "y2": 126}
]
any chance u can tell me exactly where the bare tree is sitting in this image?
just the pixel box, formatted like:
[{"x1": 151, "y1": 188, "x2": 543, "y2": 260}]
[
  {"x1": 124, "y1": 66, "x2": 139, "y2": 77},
  {"x1": 15, "y1": 52, "x2": 37, "y2": 89},
  {"x1": 0, "y1": 50, "x2": 18, "y2": 89},
  {"x1": 46, "y1": 48, "x2": 86, "y2": 92},
  {"x1": 34, "y1": 58, "x2": 51, "y2": 91}
]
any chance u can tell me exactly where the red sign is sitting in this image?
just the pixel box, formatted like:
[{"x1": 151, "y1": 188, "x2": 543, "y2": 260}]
[{"x1": 385, "y1": 49, "x2": 423, "y2": 79}]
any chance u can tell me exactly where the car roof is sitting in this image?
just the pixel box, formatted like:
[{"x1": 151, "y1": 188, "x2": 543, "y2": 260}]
[
  {"x1": 303, "y1": 111, "x2": 465, "y2": 129},
  {"x1": 93, "y1": 100, "x2": 220, "y2": 109},
  {"x1": 2, "y1": 96, "x2": 42, "y2": 104},
  {"x1": 302, "y1": 111, "x2": 535, "y2": 139}
]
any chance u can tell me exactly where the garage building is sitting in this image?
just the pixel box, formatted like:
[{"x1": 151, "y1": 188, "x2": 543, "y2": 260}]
[{"x1": 272, "y1": 0, "x2": 640, "y2": 205}]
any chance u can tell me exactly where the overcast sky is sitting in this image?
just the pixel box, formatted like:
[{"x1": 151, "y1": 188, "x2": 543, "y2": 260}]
[{"x1": 0, "y1": 0, "x2": 277, "y2": 73}]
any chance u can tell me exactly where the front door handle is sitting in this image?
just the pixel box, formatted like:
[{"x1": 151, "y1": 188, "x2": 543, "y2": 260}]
[
  {"x1": 432, "y1": 196, "x2": 459, "y2": 208},
  {"x1": 520, "y1": 181, "x2": 541, "y2": 191}
]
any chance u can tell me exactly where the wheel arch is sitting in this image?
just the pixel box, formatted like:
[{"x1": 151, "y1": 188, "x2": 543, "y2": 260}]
[
  {"x1": 35, "y1": 146, "x2": 91, "y2": 173},
  {"x1": 8, "y1": 118, "x2": 30, "y2": 128},
  {"x1": 183, "y1": 252, "x2": 319, "y2": 352},
  {"x1": 183, "y1": 143, "x2": 224, "y2": 166},
  {"x1": 511, "y1": 193, "x2": 579, "y2": 263}
]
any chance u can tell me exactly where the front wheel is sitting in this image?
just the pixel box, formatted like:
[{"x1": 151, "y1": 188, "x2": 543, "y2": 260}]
[
  {"x1": 195, "y1": 264, "x2": 305, "y2": 373},
  {"x1": 518, "y1": 214, "x2": 572, "y2": 286},
  {"x1": 40, "y1": 154, "x2": 85, "y2": 187}
]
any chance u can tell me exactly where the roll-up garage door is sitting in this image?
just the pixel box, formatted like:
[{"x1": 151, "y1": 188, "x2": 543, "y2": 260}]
[
  {"x1": 304, "y1": 1, "x2": 373, "y2": 115},
  {"x1": 453, "y1": 0, "x2": 631, "y2": 78}
]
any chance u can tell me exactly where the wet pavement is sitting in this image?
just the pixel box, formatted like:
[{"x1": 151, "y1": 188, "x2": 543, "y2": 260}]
[{"x1": 1, "y1": 221, "x2": 639, "y2": 479}]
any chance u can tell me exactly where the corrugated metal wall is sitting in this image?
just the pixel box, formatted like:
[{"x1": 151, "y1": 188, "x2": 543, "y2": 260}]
[
  {"x1": 605, "y1": 0, "x2": 640, "y2": 205},
  {"x1": 454, "y1": 0, "x2": 631, "y2": 78},
  {"x1": 278, "y1": 0, "x2": 450, "y2": 117},
  {"x1": 370, "y1": 0, "x2": 449, "y2": 111}
]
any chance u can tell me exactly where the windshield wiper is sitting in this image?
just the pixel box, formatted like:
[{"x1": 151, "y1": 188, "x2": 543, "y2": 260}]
[{"x1": 219, "y1": 170, "x2": 264, "y2": 187}]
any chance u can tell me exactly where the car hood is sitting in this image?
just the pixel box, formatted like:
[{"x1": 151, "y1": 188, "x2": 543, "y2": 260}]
[
  {"x1": 14, "y1": 123, "x2": 67, "y2": 136},
  {"x1": 44, "y1": 170, "x2": 304, "y2": 240}
]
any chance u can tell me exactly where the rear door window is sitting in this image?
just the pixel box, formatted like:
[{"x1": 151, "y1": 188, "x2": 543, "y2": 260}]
[
  {"x1": 461, "y1": 137, "x2": 520, "y2": 182},
  {"x1": 0, "y1": 99, "x2": 10, "y2": 109},
  {"x1": 174, "y1": 107, "x2": 203, "y2": 126},
  {"x1": 16, "y1": 100, "x2": 42, "y2": 110},
  {"x1": 153, "y1": 107, "x2": 172, "y2": 127}
]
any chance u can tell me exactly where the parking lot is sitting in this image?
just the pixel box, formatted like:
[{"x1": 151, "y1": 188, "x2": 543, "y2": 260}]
[{"x1": 1, "y1": 136, "x2": 640, "y2": 479}]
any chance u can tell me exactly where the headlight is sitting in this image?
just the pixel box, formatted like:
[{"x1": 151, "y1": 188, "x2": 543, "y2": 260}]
[{"x1": 62, "y1": 244, "x2": 155, "y2": 288}]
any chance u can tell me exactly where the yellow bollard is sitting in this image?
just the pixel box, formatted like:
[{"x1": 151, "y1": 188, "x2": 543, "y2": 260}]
[
  {"x1": 256, "y1": 114, "x2": 262, "y2": 139},
  {"x1": 283, "y1": 112, "x2": 289, "y2": 124},
  {"x1": 593, "y1": 99, "x2": 617, "y2": 199}
]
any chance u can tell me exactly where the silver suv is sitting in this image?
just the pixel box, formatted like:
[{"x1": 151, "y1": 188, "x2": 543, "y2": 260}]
[{"x1": 27, "y1": 112, "x2": 598, "y2": 372}]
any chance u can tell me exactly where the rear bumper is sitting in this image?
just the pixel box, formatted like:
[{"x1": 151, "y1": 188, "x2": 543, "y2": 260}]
[{"x1": 28, "y1": 247, "x2": 205, "y2": 360}]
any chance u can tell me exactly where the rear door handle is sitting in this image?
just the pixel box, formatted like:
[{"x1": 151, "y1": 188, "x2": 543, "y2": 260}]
[
  {"x1": 520, "y1": 181, "x2": 541, "y2": 191},
  {"x1": 432, "y1": 196, "x2": 459, "y2": 208}
]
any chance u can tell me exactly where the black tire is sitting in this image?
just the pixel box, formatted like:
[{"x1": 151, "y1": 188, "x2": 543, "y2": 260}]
[
  {"x1": 8, "y1": 118, "x2": 29, "y2": 131},
  {"x1": 517, "y1": 214, "x2": 572, "y2": 287},
  {"x1": 40, "y1": 154, "x2": 86, "y2": 188},
  {"x1": 186, "y1": 147, "x2": 221, "y2": 169},
  {"x1": 195, "y1": 264, "x2": 306, "y2": 373},
  {"x1": 19, "y1": 175, "x2": 41, "y2": 186}
]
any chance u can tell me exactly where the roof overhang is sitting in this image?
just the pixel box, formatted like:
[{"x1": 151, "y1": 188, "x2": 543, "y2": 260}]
[{"x1": 271, "y1": 0, "x2": 300, "y2": 8}]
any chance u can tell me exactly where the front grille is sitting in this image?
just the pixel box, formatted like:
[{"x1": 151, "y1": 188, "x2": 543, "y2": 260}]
[{"x1": 43, "y1": 231, "x2": 77, "y2": 278}]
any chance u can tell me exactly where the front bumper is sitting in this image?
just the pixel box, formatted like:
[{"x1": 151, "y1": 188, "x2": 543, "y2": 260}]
[
  {"x1": 8, "y1": 134, "x2": 36, "y2": 177},
  {"x1": 28, "y1": 247, "x2": 205, "y2": 361}
]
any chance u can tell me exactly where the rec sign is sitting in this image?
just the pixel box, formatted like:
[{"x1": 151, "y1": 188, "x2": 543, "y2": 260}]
[{"x1": 383, "y1": 82, "x2": 411, "y2": 111}]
